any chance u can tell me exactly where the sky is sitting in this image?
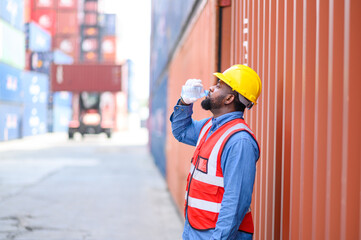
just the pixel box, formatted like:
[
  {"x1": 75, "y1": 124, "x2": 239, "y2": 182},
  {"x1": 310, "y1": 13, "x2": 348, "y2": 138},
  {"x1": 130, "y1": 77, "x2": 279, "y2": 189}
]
[{"x1": 100, "y1": 0, "x2": 151, "y2": 105}]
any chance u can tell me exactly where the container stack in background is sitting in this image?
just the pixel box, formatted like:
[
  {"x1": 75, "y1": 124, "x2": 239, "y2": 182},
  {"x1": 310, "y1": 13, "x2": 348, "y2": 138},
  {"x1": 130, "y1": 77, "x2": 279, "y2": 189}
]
[
  {"x1": 23, "y1": 21, "x2": 51, "y2": 136},
  {"x1": 24, "y1": 0, "x2": 77, "y2": 134},
  {"x1": 99, "y1": 13, "x2": 116, "y2": 63},
  {"x1": 0, "y1": 0, "x2": 25, "y2": 141},
  {"x1": 0, "y1": 0, "x2": 124, "y2": 142},
  {"x1": 53, "y1": 0, "x2": 80, "y2": 62},
  {"x1": 80, "y1": 0, "x2": 100, "y2": 62},
  {"x1": 79, "y1": 1, "x2": 117, "y2": 64},
  {"x1": 50, "y1": 0, "x2": 78, "y2": 133},
  {"x1": 98, "y1": 13, "x2": 123, "y2": 131},
  {"x1": 25, "y1": 0, "x2": 79, "y2": 61}
]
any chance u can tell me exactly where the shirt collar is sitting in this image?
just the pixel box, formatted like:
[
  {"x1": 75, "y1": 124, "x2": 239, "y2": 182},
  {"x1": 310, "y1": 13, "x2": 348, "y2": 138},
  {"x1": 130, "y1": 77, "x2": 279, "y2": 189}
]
[{"x1": 211, "y1": 111, "x2": 244, "y2": 128}]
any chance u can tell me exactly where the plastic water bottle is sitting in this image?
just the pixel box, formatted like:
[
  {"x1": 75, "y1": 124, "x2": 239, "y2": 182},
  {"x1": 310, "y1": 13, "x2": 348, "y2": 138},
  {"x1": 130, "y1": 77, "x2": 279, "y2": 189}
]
[{"x1": 181, "y1": 85, "x2": 209, "y2": 99}]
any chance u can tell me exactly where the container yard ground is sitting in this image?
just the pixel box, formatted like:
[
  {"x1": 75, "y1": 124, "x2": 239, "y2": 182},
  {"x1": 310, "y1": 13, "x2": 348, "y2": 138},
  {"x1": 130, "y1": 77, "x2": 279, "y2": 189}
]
[{"x1": 0, "y1": 129, "x2": 183, "y2": 240}]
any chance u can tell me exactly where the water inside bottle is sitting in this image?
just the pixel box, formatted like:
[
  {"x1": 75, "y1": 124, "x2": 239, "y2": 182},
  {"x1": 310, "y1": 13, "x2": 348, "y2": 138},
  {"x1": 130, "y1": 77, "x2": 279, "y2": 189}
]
[{"x1": 182, "y1": 86, "x2": 209, "y2": 99}]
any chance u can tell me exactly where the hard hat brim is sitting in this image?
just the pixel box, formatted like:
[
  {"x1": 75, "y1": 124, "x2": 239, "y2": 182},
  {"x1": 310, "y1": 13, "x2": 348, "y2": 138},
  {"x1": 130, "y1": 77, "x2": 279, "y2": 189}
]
[{"x1": 213, "y1": 72, "x2": 233, "y2": 89}]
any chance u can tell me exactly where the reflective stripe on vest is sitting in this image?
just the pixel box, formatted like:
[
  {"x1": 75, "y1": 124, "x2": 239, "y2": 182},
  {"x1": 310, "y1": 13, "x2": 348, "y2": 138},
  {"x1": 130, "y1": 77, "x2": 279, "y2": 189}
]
[
  {"x1": 207, "y1": 123, "x2": 253, "y2": 176},
  {"x1": 185, "y1": 118, "x2": 258, "y2": 233},
  {"x1": 196, "y1": 119, "x2": 212, "y2": 147}
]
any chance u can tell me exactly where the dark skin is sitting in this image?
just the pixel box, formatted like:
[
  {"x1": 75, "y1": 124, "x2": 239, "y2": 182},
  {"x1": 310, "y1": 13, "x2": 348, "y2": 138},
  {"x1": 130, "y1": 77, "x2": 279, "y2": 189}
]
[{"x1": 180, "y1": 80, "x2": 237, "y2": 118}]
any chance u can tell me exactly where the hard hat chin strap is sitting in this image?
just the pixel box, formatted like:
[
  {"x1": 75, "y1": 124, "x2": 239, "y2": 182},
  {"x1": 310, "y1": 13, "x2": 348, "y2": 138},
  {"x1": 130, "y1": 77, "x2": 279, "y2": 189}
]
[{"x1": 238, "y1": 94, "x2": 254, "y2": 110}]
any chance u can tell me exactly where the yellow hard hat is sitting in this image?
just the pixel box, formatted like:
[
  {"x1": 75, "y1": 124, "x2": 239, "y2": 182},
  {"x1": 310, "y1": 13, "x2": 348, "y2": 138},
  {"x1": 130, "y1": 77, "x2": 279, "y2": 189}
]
[{"x1": 213, "y1": 64, "x2": 262, "y2": 104}]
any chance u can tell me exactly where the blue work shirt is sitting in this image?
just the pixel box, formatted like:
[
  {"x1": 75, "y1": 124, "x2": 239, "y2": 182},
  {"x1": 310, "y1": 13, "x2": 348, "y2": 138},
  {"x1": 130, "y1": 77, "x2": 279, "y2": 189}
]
[{"x1": 170, "y1": 101, "x2": 259, "y2": 240}]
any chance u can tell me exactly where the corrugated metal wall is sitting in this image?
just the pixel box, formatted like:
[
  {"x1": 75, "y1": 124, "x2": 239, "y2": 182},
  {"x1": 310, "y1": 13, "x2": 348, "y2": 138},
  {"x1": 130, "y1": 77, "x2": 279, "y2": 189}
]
[
  {"x1": 167, "y1": 0, "x2": 217, "y2": 211},
  {"x1": 151, "y1": 0, "x2": 361, "y2": 238},
  {"x1": 229, "y1": 0, "x2": 361, "y2": 239},
  {"x1": 150, "y1": 0, "x2": 200, "y2": 178}
]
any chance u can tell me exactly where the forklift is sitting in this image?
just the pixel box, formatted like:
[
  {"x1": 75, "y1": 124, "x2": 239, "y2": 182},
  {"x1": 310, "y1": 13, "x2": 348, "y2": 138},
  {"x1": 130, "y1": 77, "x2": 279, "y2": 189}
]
[{"x1": 68, "y1": 92, "x2": 114, "y2": 139}]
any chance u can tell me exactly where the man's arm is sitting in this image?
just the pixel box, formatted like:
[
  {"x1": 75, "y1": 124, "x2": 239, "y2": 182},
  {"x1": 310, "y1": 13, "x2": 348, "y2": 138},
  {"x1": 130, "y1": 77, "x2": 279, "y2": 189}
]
[
  {"x1": 170, "y1": 99, "x2": 209, "y2": 146},
  {"x1": 210, "y1": 132, "x2": 259, "y2": 239}
]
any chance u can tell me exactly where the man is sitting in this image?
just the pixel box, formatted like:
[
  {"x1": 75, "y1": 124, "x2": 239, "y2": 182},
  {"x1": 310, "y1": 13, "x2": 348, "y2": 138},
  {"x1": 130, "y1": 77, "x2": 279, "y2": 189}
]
[{"x1": 170, "y1": 64, "x2": 261, "y2": 240}]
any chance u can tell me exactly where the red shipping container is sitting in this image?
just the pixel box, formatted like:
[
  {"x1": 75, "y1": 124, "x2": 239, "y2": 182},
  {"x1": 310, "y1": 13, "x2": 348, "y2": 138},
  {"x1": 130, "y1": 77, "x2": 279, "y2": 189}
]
[
  {"x1": 51, "y1": 63, "x2": 122, "y2": 92},
  {"x1": 57, "y1": 0, "x2": 77, "y2": 9},
  {"x1": 56, "y1": 11, "x2": 78, "y2": 35},
  {"x1": 84, "y1": 12, "x2": 97, "y2": 25},
  {"x1": 31, "y1": 9, "x2": 56, "y2": 35},
  {"x1": 53, "y1": 35, "x2": 78, "y2": 60},
  {"x1": 33, "y1": 0, "x2": 55, "y2": 8},
  {"x1": 84, "y1": 1, "x2": 97, "y2": 12},
  {"x1": 101, "y1": 36, "x2": 116, "y2": 63}
]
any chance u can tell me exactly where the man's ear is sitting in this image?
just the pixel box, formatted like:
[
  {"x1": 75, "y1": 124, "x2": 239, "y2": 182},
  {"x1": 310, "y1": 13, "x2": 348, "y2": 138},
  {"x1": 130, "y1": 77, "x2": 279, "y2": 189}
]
[{"x1": 224, "y1": 93, "x2": 235, "y2": 105}]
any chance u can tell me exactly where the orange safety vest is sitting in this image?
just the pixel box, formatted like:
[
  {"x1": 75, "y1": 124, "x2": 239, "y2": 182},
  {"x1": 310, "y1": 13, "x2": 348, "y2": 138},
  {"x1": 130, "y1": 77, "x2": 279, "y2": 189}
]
[{"x1": 184, "y1": 118, "x2": 259, "y2": 233}]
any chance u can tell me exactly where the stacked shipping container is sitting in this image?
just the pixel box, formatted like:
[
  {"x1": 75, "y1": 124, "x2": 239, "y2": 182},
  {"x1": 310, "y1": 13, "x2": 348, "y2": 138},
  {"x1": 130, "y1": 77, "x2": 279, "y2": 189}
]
[
  {"x1": 99, "y1": 13, "x2": 116, "y2": 63},
  {"x1": 80, "y1": 0, "x2": 100, "y2": 62},
  {"x1": 25, "y1": 0, "x2": 77, "y2": 133},
  {"x1": 24, "y1": 12, "x2": 51, "y2": 136},
  {"x1": 0, "y1": 0, "x2": 25, "y2": 141},
  {"x1": 1, "y1": 0, "x2": 121, "y2": 140},
  {"x1": 27, "y1": 0, "x2": 80, "y2": 61},
  {"x1": 150, "y1": 0, "x2": 361, "y2": 239}
]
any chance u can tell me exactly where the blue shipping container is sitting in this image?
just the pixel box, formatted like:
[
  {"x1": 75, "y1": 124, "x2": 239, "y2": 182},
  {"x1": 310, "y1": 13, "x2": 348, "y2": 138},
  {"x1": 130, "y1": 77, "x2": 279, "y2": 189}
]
[
  {"x1": 30, "y1": 52, "x2": 52, "y2": 74},
  {"x1": 25, "y1": 22, "x2": 52, "y2": 52},
  {"x1": 0, "y1": 103, "x2": 22, "y2": 141},
  {"x1": 53, "y1": 91, "x2": 72, "y2": 107},
  {"x1": 22, "y1": 71, "x2": 49, "y2": 106},
  {"x1": 150, "y1": 0, "x2": 197, "y2": 85},
  {"x1": 100, "y1": 14, "x2": 116, "y2": 36},
  {"x1": 0, "y1": 0, "x2": 24, "y2": 31},
  {"x1": 53, "y1": 50, "x2": 74, "y2": 64},
  {"x1": 0, "y1": 19, "x2": 25, "y2": 69},
  {"x1": 149, "y1": 74, "x2": 168, "y2": 177},
  {"x1": 52, "y1": 105, "x2": 71, "y2": 132},
  {"x1": 0, "y1": 63, "x2": 23, "y2": 102},
  {"x1": 22, "y1": 103, "x2": 47, "y2": 137}
]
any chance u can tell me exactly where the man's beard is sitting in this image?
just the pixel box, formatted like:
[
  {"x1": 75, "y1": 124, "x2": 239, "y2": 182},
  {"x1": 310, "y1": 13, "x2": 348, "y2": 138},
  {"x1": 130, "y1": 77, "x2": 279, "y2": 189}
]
[{"x1": 201, "y1": 95, "x2": 224, "y2": 111}]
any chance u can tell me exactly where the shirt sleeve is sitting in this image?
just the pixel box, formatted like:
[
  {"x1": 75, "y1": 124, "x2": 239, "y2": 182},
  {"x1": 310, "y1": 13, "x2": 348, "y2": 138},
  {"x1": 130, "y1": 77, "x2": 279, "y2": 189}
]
[
  {"x1": 210, "y1": 131, "x2": 259, "y2": 239},
  {"x1": 170, "y1": 99, "x2": 209, "y2": 146}
]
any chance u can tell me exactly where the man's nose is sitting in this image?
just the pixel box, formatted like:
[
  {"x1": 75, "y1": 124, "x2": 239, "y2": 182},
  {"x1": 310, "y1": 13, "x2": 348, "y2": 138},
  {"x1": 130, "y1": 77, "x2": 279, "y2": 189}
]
[{"x1": 209, "y1": 86, "x2": 215, "y2": 92}]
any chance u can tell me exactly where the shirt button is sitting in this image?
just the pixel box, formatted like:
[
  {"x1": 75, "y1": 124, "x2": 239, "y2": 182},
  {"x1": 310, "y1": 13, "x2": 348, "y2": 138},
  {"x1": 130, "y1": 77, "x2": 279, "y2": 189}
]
[
  {"x1": 176, "y1": 107, "x2": 179, "y2": 110},
  {"x1": 181, "y1": 109, "x2": 184, "y2": 111}
]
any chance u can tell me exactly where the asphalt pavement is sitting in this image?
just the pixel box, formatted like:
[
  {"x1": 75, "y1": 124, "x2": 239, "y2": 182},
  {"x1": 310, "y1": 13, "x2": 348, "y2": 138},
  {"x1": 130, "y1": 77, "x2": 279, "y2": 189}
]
[{"x1": 0, "y1": 129, "x2": 183, "y2": 240}]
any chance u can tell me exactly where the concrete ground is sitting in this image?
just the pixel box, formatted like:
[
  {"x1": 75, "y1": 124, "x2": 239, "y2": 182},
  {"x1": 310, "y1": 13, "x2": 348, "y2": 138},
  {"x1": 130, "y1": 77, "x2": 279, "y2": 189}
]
[{"x1": 0, "y1": 129, "x2": 183, "y2": 240}]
